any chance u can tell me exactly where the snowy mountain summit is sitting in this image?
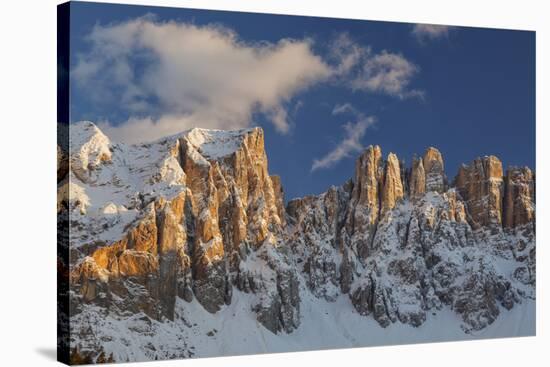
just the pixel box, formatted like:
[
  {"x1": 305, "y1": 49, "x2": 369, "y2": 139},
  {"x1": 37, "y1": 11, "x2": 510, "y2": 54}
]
[{"x1": 58, "y1": 122, "x2": 535, "y2": 363}]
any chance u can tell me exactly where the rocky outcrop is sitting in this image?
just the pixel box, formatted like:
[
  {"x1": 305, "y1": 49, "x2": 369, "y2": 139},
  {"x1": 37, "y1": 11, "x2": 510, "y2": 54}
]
[
  {"x1": 254, "y1": 267, "x2": 300, "y2": 334},
  {"x1": 455, "y1": 156, "x2": 504, "y2": 229}
]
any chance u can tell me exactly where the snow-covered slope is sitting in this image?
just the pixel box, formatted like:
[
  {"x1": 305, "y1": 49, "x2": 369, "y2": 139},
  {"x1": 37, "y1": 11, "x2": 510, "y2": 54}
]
[
  {"x1": 58, "y1": 122, "x2": 535, "y2": 364},
  {"x1": 71, "y1": 292, "x2": 535, "y2": 363},
  {"x1": 185, "y1": 127, "x2": 256, "y2": 159},
  {"x1": 59, "y1": 121, "x2": 186, "y2": 251}
]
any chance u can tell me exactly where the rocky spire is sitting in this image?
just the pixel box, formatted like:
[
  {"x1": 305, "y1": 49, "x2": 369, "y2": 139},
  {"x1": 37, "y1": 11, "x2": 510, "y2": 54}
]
[
  {"x1": 350, "y1": 145, "x2": 383, "y2": 224},
  {"x1": 346, "y1": 145, "x2": 383, "y2": 258},
  {"x1": 409, "y1": 156, "x2": 426, "y2": 199},
  {"x1": 381, "y1": 153, "x2": 404, "y2": 214},
  {"x1": 423, "y1": 147, "x2": 446, "y2": 192}
]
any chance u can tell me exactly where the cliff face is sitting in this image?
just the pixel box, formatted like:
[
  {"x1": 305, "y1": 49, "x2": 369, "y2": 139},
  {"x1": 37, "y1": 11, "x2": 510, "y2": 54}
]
[
  {"x1": 503, "y1": 167, "x2": 535, "y2": 228},
  {"x1": 455, "y1": 156, "x2": 504, "y2": 229},
  {"x1": 178, "y1": 127, "x2": 290, "y2": 317},
  {"x1": 60, "y1": 122, "x2": 535, "y2": 363}
]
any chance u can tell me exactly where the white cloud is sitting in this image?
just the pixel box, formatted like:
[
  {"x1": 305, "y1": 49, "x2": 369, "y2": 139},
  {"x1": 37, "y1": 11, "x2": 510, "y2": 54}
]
[
  {"x1": 74, "y1": 17, "x2": 331, "y2": 143},
  {"x1": 311, "y1": 104, "x2": 375, "y2": 171},
  {"x1": 73, "y1": 19, "x2": 421, "y2": 143},
  {"x1": 411, "y1": 24, "x2": 451, "y2": 42}
]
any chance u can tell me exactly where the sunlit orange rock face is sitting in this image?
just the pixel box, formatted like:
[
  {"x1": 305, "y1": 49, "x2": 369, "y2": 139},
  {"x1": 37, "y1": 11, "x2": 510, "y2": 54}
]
[
  {"x1": 381, "y1": 153, "x2": 404, "y2": 214},
  {"x1": 409, "y1": 157, "x2": 426, "y2": 199},
  {"x1": 345, "y1": 145, "x2": 383, "y2": 258},
  {"x1": 455, "y1": 156, "x2": 504, "y2": 228},
  {"x1": 91, "y1": 239, "x2": 126, "y2": 270},
  {"x1": 118, "y1": 250, "x2": 159, "y2": 276},
  {"x1": 127, "y1": 206, "x2": 158, "y2": 254}
]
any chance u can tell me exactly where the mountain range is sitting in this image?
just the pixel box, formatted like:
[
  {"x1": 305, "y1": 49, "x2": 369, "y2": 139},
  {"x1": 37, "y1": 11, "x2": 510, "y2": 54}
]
[{"x1": 57, "y1": 122, "x2": 536, "y2": 364}]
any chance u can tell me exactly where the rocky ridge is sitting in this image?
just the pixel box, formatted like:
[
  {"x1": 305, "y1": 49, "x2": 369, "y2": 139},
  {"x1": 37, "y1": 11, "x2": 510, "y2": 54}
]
[{"x1": 58, "y1": 122, "x2": 535, "y2": 363}]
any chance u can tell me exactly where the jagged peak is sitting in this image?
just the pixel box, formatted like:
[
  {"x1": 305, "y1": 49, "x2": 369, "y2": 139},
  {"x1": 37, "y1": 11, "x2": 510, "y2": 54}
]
[
  {"x1": 69, "y1": 121, "x2": 112, "y2": 175},
  {"x1": 422, "y1": 146, "x2": 444, "y2": 168},
  {"x1": 69, "y1": 121, "x2": 265, "y2": 162},
  {"x1": 69, "y1": 121, "x2": 110, "y2": 149},
  {"x1": 386, "y1": 152, "x2": 399, "y2": 162},
  {"x1": 424, "y1": 146, "x2": 441, "y2": 153},
  {"x1": 459, "y1": 154, "x2": 502, "y2": 168},
  {"x1": 183, "y1": 126, "x2": 261, "y2": 159},
  {"x1": 472, "y1": 155, "x2": 502, "y2": 166},
  {"x1": 457, "y1": 154, "x2": 503, "y2": 181},
  {"x1": 361, "y1": 144, "x2": 382, "y2": 157}
]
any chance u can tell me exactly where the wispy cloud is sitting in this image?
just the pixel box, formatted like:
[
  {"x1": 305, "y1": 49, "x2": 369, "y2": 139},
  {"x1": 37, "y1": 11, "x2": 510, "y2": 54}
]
[
  {"x1": 73, "y1": 19, "x2": 421, "y2": 143},
  {"x1": 311, "y1": 104, "x2": 375, "y2": 171},
  {"x1": 329, "y1": 34, "x2": 423, "y2": 99},
  {"x1": 332, "y1": 102, "x2": 359, "y2": 116},
  {"x1": 411, "y1": 24, "x2": 452, "y2": 42}
]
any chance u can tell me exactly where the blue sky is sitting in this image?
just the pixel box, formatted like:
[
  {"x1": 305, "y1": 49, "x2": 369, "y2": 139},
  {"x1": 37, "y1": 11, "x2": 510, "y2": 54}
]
[{"x1": 69, "y1": 1, "x2": 535, "y2": 201}]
